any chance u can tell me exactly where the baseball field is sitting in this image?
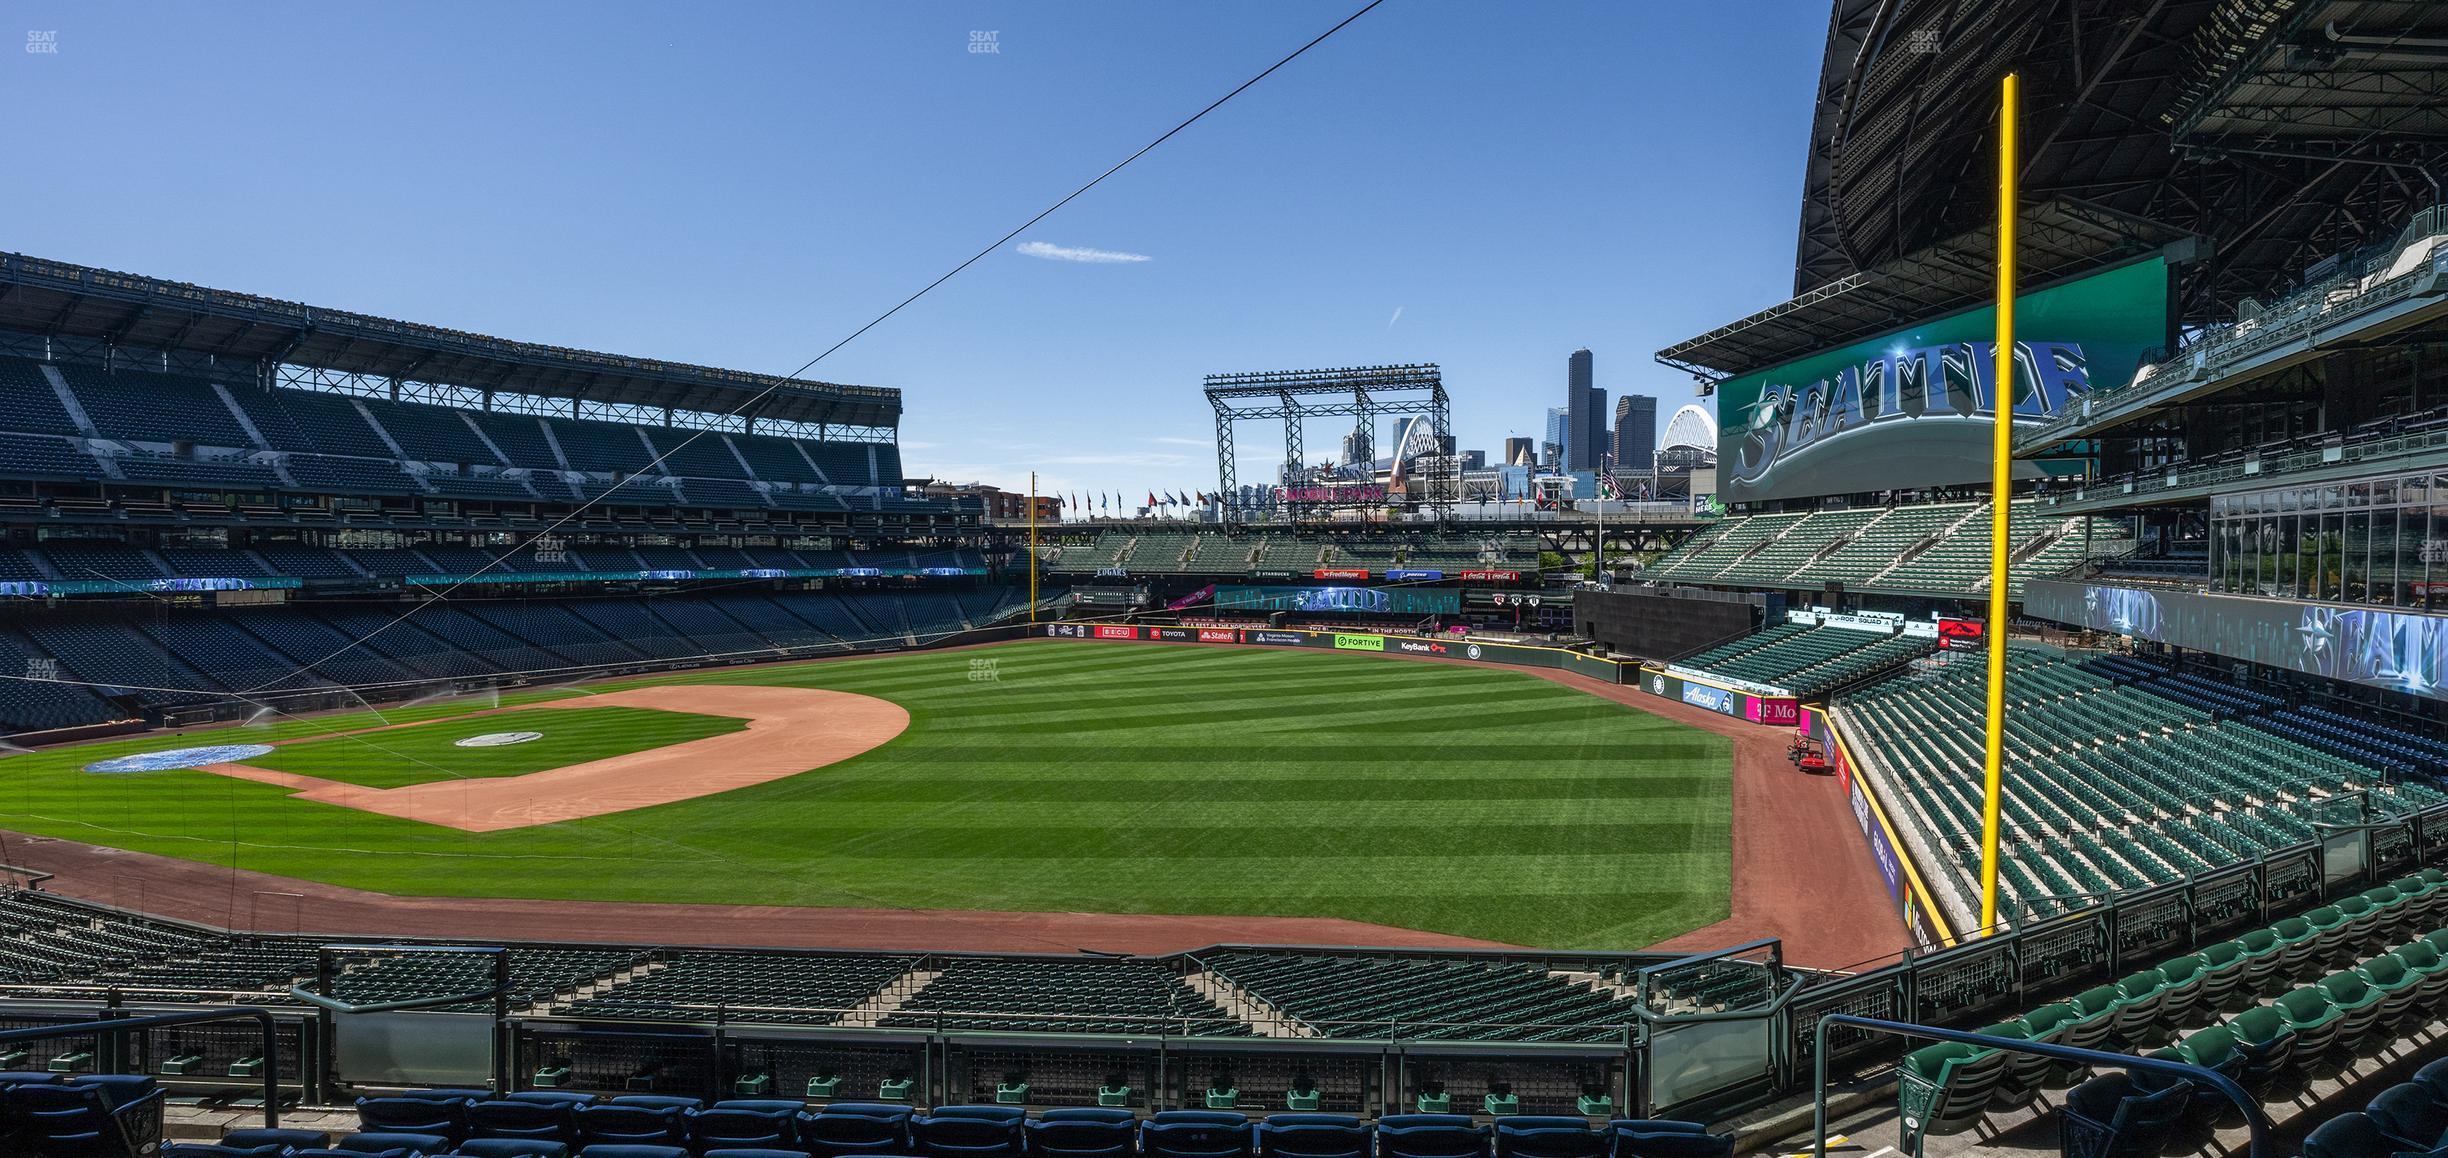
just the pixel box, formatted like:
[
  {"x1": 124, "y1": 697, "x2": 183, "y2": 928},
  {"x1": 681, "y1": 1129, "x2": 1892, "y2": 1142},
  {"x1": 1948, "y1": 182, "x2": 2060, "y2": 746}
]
[{"x1": 0, "y1": 639, "x2": 1733, "y2": 949}]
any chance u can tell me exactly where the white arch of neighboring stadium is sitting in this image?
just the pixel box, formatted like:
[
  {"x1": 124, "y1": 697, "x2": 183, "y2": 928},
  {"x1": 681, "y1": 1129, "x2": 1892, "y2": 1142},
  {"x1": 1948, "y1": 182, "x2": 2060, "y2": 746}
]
[
  {"x1": 1386, "y1": 414, "x2": 1439, "y2": 485},
  {"x1": 1662, "y1": 404, "x2": 1717, "y2": 451}
]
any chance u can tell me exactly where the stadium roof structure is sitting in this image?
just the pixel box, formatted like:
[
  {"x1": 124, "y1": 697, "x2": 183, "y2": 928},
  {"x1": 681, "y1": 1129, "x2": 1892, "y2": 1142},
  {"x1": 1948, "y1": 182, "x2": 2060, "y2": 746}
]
[
  {"x1": 1657, "y1": 198, "x2": 2192, "y2": 381},
  {"x1": 0, "y1": 252, "x2": 900, "y2": 430},
  {"x1": 1797, "y1": 0, "x2": 2448, "y2": 321}
]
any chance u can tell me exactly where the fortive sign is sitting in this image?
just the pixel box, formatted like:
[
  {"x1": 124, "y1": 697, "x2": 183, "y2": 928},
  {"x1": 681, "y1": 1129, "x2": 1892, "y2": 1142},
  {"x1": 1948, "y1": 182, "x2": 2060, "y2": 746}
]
[{"x1": 1333, "y1": 634, "x2": 1386, "y2": 651}]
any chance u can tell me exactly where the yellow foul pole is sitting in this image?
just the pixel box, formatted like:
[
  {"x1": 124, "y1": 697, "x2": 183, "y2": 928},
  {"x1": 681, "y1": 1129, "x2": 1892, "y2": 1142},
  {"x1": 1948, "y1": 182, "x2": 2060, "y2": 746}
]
[
  {"x1": 1027, "y1": 470, "x2": 1040, "y2": 626},
  {"x1": 1979, "y1": 73, "x2": 2018, "y2": 936}
]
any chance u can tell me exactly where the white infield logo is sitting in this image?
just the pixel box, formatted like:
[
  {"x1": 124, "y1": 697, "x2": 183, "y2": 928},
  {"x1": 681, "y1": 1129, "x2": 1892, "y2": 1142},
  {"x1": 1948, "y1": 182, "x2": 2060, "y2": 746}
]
[{"x1": 454, "y1": 731, "x2": 544, "y2": 748}]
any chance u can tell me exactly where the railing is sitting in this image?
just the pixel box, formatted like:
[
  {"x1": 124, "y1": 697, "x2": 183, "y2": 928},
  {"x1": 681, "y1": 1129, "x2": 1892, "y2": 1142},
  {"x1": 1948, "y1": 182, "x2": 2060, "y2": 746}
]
[
  {"x1": 2036, "y1": 421, "x2": 2448, "y2": 510},
  {"x1": 0, "y1": 1006, "x2": 284, "y2": 1129},
  {"x1": 1808, "y1": 1016, "x2": 2268, "y2": 1158},
  {"x1": 2020, "y1": 221, "x2": 2448, "y2": 448}
]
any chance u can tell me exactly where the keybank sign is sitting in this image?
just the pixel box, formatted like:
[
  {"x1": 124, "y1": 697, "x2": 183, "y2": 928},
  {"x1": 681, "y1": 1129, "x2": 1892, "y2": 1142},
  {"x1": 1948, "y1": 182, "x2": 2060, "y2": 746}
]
[{"x1": 1716, "y1": 257, "x2": 2167, "y2": 504}]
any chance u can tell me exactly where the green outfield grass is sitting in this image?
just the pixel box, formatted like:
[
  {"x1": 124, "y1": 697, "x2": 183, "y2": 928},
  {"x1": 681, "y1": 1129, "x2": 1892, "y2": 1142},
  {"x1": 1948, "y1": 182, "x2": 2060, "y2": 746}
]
[
  {"x1": 0, "y1": 640, "x2": 1732, "y2": 948},
  {"x1": 244, "y1": 705, "x2": 747, "y2": 789}
]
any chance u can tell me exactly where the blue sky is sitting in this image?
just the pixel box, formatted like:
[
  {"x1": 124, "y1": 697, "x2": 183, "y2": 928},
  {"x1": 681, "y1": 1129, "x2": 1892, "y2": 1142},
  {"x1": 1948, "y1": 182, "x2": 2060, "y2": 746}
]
[{"x1": 3, "y1": 2, "x2": 1826, "y2": 505}]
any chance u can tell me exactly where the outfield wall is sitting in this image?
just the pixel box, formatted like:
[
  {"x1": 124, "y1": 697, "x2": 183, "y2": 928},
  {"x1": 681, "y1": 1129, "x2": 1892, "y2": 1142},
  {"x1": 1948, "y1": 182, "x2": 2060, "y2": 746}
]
[
  {"x1": 1040, "y1": 622, "x2": 1639, "y2": 683},
  {"x1": 1633, "y1": 664, "x2": 1801, "y2": 727}
]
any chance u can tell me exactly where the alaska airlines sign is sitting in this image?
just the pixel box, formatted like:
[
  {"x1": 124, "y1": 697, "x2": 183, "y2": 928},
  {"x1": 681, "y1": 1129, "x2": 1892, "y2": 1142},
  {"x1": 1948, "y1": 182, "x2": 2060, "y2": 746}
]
[{"x1": 1716, "y1": 258, "x2": 2168, "y2": 504}]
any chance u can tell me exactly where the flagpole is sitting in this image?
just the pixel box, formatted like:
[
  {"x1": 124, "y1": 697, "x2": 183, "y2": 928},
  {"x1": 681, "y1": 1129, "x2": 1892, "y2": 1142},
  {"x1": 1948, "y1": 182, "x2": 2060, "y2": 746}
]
[
  {"x1": 1027, "y1": 470, "x2": 1040, "y2": 626},
  {"x1": 1978, "y1": 71, "x2": 2018, "y2": 938}
]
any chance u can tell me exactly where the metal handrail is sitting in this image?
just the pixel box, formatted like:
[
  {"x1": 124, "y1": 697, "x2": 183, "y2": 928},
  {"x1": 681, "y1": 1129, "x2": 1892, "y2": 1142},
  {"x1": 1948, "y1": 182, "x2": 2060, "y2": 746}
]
[
  {"x1": 0, "y1": 1006, "x2": 283, "y2": 1129},
  {"x1": 1809, "y1": 1014, "x2": 2269, "y2": 1158}
]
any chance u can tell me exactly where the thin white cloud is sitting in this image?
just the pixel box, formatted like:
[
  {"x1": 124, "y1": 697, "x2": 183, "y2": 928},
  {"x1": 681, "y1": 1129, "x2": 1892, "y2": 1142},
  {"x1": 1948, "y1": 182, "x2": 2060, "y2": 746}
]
[
  {"x1": 1147, "y1": 436, "x2": 1209, "y2": 447},
  {"x1": 1387, "y1": 306, "x2": 1404, "y2": 329},
  {"x1": 1016, "y1": 240, "x2": 1152, "y2": 264}
]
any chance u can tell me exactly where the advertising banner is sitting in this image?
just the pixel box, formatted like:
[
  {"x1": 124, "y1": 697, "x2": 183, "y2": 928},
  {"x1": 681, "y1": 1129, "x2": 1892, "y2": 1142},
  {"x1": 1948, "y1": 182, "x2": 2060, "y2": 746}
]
[
  {"x1": 1384, "y1": 569, "x2": 1444, "y2": 582},
  {"x1": 1935, "y1": 617, "x2": 1985, "y2": 649},
  {"x1": 2023, "y1": 578, "x2": 2448, "y2": 702},
  {"x1": 1214, "y1": 585, "x2": 1461, "y2": 615},
  {"x1": 1314, "y1": 568, "x2": 1371, "y2": 581},
  {"x1": 1046, "y1": 624, "x2": 1634, "y2": 681},
  {"x1": 1718, "y1": 258, "x2": 2168, "y2": 503},
  {"x1": 1, "y1": 576, "x2": 306, "y2": 597},
  {"x1": 1460, "y1": 570, "x2": 1523, "y2": 583},
  {"x1": 1681, "y1": 683, "x2": 1738, "y2": 715},
  {"x1": 1745, "y1": 697, "x2": 1802, "y2": 727}
]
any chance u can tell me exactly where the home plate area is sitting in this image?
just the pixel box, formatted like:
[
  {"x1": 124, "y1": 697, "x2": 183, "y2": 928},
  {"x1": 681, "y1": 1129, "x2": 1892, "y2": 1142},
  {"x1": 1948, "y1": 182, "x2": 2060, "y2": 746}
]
[{"x1": 193, "y1": 685, "x2": 909, "y2": 832}]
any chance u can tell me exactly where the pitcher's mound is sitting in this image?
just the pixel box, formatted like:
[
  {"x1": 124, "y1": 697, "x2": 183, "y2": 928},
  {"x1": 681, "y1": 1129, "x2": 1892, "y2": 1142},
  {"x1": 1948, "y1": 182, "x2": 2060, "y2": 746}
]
[{"x1": 198, "y1": 686, "x2": 908, "y2": 832}]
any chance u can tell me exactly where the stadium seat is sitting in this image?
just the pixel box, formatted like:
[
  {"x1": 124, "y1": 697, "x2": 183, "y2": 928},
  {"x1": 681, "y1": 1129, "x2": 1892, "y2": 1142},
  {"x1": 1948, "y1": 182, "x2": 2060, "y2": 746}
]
[
  {"x1": 574, "y1": 1146, "x2": 689, "y2": 1158},
  {"x1": 2370, "y1": 1083, "x2": 2448, "y2": 1151},
  {"x1": 1601, "y1": 1121, "x2": 1732, "y2": 1158},
  {"x1": 1376, "y1": 1115, "x2": 1488, "y2": 1158},
  {"x1": 470, "y1": 1099, "x2": 575, "y2": 1142},
  {"x1": 1895, "y1": 1042, "x2": 2004, "y2": 1140},
  {"x1": 802, "y1": 1106, "x2": 913, "y2": 1157},
  {"x1": 1140, "y1": 1112, "x2": 1253, "y2": 1158},
  {"x1": 573, "y1": 1104, "x2": 686, "y2": 1149},
  {"x1": 914, "y1": 1109, "x2": 1027, "y2": 1158},
  {"x1": 335, "y1": 1133, "x2": 455, "y2": 1157},
  {"x1": 1255, "y1": 1114, "x2": 1370, "y2": 1158},
  {"x1": 2056, "y1": 1072, "x2": 2187, "y2": 1158},
  {"x1": 2303, "y1": 1112, "x2": 2436, "y2": 1158},
  {"x1": 1491, "y1": 1117, "x2": 1601, "y2": 1158},
  {"x1": 607, "y1": 1095, "x2": 702, "y2": 1112},
  {"x1": 689, "y1": 1106, "x2": 800, "y2": 1152},
  {"x1": 360, "y1": 1096, "x2": 474, "y2": 1142},
  {"x1": 1028, "y1": 1113, "x2": 1138, "y2": 1158},
  {"x1": 453, "y1": 1143, "x2": 571, "y2": 1158},
  {"x1": 702, "y1": 1151, "x2": 814, "y2": 1158},
  {"x1": 7, "y1": 1077, "x2": 168, "y2": 1157},
  {"x1": 507, "y1": 1092, "x2": 602, "y2": 1108},
  {"x1": 2225, "y1": 1005, "x2": 2297, "y2": 1089}
]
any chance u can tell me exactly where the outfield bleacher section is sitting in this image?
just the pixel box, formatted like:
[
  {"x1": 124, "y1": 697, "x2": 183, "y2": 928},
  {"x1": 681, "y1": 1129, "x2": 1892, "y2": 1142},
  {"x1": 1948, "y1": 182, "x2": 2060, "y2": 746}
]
[
  {"x1": 1836, "y1": 643, "x2": 2448, "y2": 927},
  {"x1": 1671, "y1": 623, "x2": 1936, "y2": 699},
  {"x1": 1644, "y1": 499, "x2": 2127, "y2": 596}
]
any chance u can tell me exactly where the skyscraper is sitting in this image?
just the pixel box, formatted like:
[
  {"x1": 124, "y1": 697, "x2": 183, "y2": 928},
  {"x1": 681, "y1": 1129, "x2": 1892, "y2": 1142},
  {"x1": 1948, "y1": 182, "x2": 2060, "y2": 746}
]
[
  {"x1": 1565, "y1": 349, "x2": 1594, "y2": 472},
  {"x1": 1613, "y1": 394, "x2": 1657, "y2": 472},
  {"x1": 1504, "y1": 437, "x2": 1534, "y2": 466},
  {"x1": 1543, "y1": 407, "x2": 1569, "y2": 469}
]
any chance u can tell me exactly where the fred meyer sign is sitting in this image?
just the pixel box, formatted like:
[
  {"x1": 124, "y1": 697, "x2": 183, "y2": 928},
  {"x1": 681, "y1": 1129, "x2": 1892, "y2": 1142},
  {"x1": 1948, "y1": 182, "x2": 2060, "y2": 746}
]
[{"x1": 1718, "y1": 258, "x2": 2167, "y2": 503}]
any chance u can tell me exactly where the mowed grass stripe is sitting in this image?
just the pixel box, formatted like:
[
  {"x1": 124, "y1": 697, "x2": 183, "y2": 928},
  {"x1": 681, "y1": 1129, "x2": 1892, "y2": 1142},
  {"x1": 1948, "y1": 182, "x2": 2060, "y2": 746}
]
[{"x1": 0, "y1": 639, "x2": 1732, "y2": 949}]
